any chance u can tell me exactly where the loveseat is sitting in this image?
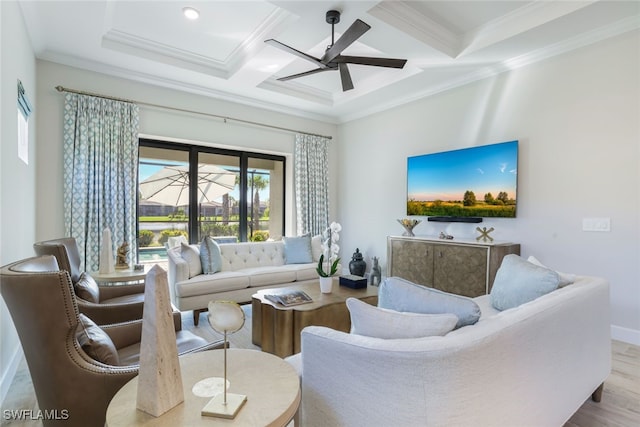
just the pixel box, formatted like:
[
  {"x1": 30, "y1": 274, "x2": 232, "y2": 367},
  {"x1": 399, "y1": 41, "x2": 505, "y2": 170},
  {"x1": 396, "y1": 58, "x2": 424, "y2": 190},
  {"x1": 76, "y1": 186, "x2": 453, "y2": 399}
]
[
  {"x1": 287, "y1": 268, "x2": 611, "y2": 426},
  {"x1": 168, "y1": 237, "x2": 327, "y2": 324}
]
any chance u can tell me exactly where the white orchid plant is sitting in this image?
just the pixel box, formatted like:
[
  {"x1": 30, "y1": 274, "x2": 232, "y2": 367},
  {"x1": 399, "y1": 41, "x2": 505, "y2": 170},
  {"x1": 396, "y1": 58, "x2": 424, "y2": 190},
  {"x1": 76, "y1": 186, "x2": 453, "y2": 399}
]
[{"x1": 316, "y1": 221, "x2": 342, "y2": 277}]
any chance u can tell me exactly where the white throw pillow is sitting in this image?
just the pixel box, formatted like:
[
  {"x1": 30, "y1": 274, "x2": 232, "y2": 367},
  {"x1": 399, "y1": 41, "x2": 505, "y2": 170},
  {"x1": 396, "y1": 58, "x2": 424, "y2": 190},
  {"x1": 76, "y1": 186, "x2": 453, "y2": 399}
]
[
  {"x1": 490, "y1": 254, "x2": 560, "y2": 311},
  {"x1": 200, "y1": 237, "x2": 222, "y2": 274},
  {"x1": 181, "y1": 243, "x2": 202, "y2": 278},
  {"x1": 527, "y1": 256, "x2": 576, "y2": 287},
  {"x1": 347, "y1": 298, "x2": 458, "y2": 339}
]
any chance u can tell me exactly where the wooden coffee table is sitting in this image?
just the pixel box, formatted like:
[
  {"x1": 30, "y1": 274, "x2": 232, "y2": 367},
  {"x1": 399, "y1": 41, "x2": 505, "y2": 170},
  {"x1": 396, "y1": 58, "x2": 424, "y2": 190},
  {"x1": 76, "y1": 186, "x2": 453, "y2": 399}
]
[{"x1": 252, "y1": 280, "x2": 378, "y2": 357}]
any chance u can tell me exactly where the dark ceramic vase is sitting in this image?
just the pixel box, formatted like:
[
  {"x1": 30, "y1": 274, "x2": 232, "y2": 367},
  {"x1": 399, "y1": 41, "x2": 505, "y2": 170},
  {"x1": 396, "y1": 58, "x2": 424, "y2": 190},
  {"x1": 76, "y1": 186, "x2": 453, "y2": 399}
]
[{"x1": 348, "y1": 248, "x2": 366, "y2": 277}]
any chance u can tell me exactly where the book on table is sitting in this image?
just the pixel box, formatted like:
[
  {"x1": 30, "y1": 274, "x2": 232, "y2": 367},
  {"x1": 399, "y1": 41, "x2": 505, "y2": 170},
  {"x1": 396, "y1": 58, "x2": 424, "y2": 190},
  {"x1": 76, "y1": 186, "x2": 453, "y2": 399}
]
[{"x1": 265, "y1": 290, "x2": 313, "y2": 307}]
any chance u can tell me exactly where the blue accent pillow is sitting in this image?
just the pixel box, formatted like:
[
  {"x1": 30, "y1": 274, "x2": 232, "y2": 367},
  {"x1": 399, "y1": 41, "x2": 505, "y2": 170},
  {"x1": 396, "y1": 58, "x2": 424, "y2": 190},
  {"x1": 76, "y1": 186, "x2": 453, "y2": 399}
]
[
  {"x1": 283, "y1": 234, "x2": 313, "y2": 264},
  {"x1": 200, "y1": 236, "x2": 222, "y2": 274},
  {"x1": 490, "y1": 254, "x2": 560, "y2": 311},
  {"x1": 379, "y1": 276, "x2": 481, "y2": 329}
]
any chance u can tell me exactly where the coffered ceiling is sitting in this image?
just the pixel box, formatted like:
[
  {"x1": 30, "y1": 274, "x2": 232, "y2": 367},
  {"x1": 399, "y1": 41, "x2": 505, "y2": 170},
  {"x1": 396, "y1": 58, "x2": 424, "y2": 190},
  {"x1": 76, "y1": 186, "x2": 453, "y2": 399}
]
[{"x1": 19, "y1": 1, "x2": 639, "y2": 123}]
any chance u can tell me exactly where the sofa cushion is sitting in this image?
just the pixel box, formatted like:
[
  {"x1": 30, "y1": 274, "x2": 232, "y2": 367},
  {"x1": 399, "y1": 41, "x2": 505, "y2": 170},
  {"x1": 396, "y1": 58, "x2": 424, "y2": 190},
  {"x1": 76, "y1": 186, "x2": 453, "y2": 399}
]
[
  {"x1": 174, "y1": 272, "x2": 249, "y2": 298},
  {"x1": 101, "y1": 292, "x2": 145, "y2": 305},
  {"x1": 379, "y1": 276, "x2": 481, "y2": 329},
  {"x1": 527, "y1": 255, "x2": 576, "y2": 287},
  {"x1": 242, "y1": 266, "x2": 297, "y2": 287},
  {"x1": 117, "y1": 330, "x2": 208, "y2": 366},
  {"x1": 490, "y1": 254, "x2": 560, "y2": 311},
  {"x1": 283, "y1": 234, "x2": 313, "y2": 264},
  {"x1": 200, "y1": 236, "x2": 222, "y2": 274},
  {"x1": 74, "y1": 272, "x2": 100, "y2": 303},
  {"x1": 287, "y1": 263, "x2": 321, "y2": 281},
  {"x1": 76, "y1": 314, "x2": 119, "y2": 365},
  {"x1": 347, "y1": 298, "x2": 458, "y2": 339},
  {"x1": 180, "y1": 243, "x2": 202, "y2": 278}
]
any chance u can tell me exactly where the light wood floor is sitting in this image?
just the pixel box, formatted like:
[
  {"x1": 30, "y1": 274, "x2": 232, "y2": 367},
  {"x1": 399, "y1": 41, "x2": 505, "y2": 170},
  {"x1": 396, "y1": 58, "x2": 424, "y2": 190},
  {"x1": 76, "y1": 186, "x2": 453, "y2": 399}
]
[{"x1": 1, "y1": 308, "x2": 638, "y2": 426}]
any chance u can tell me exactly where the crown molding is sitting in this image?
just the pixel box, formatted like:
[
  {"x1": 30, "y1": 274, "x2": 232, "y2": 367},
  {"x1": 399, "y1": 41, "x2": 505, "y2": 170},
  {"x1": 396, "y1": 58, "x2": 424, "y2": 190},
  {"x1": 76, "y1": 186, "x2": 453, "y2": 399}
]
[{"x1": 38, "y1": 52, "x2": 339, "y2": 124}]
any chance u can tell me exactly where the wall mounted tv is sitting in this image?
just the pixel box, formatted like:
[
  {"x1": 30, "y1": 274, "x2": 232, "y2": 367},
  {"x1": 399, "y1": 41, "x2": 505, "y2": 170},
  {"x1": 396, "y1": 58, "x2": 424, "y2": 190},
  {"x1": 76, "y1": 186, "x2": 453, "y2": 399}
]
[{"x1": 407, "y1": 140, "x2": 518, "y2": 219}]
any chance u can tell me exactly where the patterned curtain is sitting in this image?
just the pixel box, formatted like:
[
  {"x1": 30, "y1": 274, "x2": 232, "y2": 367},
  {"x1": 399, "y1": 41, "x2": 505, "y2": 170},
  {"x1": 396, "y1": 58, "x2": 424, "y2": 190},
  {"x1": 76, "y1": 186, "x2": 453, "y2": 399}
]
[
  {"x1": 63, "y1": 93, "x2": 139, "y2": 271},
  {"x1": 294, "y1": 133, "x2": 330, "y2": 235}
]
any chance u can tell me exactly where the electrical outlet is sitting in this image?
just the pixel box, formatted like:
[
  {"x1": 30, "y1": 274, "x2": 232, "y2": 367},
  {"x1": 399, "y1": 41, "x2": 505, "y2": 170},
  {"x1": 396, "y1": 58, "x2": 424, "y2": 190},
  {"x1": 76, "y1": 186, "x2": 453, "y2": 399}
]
[{"x1": 582, "y1": 218, "x2": 611, "y2": 232}]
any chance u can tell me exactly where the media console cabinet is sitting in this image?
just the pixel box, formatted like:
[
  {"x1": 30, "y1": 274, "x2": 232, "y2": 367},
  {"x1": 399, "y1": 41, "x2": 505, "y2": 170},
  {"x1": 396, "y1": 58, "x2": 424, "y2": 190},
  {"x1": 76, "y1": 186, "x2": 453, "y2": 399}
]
[{"x1": 387, "y1": 236, "x2": 520, "y2": 297}]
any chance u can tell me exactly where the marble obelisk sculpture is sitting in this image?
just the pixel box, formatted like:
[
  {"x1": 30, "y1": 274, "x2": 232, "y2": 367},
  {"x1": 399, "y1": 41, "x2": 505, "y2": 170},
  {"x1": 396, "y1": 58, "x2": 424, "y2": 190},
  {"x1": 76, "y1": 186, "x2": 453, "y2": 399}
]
[
  {"x1": 98, "y1": 227, "x2": 115, "y2": 274},
  {"x1": 136, "y1": 265, "x2": 184, "y2": 417}
]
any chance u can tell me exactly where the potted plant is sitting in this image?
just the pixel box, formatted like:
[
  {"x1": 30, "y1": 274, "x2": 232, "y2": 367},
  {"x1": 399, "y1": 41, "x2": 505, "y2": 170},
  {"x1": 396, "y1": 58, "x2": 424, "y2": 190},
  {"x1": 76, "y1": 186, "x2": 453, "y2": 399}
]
[{"x1": 316, "y1": 222, "x2": 341, "y2": 293}]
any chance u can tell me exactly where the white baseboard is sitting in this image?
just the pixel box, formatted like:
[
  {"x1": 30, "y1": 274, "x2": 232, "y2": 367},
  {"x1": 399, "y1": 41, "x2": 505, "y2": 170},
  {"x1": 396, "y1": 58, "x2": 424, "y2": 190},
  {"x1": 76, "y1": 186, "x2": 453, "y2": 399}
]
[
  {"x1": 611, "y1": 325, "x2": 640, "y2": 346},
  {"x1": 0, "y1": 346, "x2": 23, "y2": 405}
]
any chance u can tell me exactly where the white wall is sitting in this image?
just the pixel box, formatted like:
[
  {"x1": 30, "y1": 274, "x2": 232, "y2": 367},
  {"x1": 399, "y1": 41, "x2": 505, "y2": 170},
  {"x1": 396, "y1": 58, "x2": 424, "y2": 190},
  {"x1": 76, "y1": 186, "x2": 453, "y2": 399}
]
[
  {"x1": 0, "y1": 0, "x2": 37, "y2": 404},
  {"x1": 35, "y1": 61, "x2": 339, "y2": 240},
  {"x1": 337, "y1": 30, "x2": 640, "y2": 344}
]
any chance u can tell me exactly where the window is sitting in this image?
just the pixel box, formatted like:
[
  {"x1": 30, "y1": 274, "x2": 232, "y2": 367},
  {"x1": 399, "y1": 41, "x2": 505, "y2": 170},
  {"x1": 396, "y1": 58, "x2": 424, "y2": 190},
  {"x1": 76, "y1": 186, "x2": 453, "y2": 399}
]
[{"x1": 137, "y1": 139, "x2": 285, "y2": 261}]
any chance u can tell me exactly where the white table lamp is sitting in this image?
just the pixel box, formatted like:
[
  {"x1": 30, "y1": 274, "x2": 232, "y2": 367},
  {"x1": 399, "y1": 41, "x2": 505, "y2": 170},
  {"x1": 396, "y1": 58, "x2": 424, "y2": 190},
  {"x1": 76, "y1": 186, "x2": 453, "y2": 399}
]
[{"x1": 201, "y1": 300, "x2": 246, "y2": 419}]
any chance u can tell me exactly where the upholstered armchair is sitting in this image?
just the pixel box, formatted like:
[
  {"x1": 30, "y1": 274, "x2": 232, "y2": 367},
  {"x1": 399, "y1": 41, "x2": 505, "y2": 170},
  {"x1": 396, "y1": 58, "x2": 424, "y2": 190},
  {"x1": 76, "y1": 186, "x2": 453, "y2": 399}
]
[
  {"x1": 0, "y1": 255, "x2": 224, "y2": 427},
  {"x1": 33, "y1": 237, "x2": 147, "y2": 325}
]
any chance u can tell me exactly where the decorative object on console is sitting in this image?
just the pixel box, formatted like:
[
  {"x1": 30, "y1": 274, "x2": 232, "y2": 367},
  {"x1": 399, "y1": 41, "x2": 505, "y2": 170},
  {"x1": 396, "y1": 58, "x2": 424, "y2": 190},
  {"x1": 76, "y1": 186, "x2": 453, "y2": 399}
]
[
  {"x1": 115, "y1": 241, "x2": 130, "y2": 270},
  {"x1": 369, "y1": 257, "x2": 382, "y2": 287},
  {"x1": 397, "y1": 218, "x2": 421, "y2": 236},
  {"x1": 202, "y1": 301, "x2": 247, "y2": 419},
  {"x1": 476, "y1": 226, "x2": 495, "y2": 242},
  {"x1": 99, "y1": 227, "x2": 115, "y2": 274},
  {"x1": 348, "y1": 248, "x2": 366, "y2": 276},
  {"x1": 136, "y1": 265, "x2": 184, "y2": 417},
  {"x1": 339, "y1": 274, "x2": 367, "y2": 289},
  {"x1": 439, "y1": 231, "x2": 454, "y2": 240}
]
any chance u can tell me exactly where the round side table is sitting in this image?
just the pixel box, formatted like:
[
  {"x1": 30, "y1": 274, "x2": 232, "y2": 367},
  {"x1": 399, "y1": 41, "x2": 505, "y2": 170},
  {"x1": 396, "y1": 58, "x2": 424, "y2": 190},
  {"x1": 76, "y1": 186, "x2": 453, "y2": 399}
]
[{"x1": 106, "y1": 349, "x2": 300, "y2": 426}]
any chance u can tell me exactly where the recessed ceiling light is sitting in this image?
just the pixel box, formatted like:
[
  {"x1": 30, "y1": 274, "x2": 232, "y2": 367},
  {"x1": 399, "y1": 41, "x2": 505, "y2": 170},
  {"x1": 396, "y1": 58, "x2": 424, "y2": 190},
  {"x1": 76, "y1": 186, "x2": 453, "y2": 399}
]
[{"x1": 183, "y1": 7, "x2": 200, "y2": 20}]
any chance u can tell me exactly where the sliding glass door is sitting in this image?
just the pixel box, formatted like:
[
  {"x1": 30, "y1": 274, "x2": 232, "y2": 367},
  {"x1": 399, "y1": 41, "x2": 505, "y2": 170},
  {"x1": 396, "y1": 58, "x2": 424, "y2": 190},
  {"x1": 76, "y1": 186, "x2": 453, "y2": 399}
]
[{"x1": 137, "y1": 139, "x2": 285, "y2": 260}]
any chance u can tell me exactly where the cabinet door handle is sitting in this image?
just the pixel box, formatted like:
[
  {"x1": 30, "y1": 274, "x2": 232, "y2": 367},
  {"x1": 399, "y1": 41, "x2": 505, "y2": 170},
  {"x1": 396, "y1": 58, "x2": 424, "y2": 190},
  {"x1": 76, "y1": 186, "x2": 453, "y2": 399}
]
[{"x1": 438, "y1": 251, "x2": 443, "y2": 258}]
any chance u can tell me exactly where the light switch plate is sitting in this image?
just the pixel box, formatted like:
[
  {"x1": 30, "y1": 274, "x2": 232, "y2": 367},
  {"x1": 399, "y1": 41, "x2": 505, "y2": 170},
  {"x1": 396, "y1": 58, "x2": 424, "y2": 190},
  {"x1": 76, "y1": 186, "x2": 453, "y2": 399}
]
[{"x1": 582, "y1": 218, "x2": 611, "y2": 232}]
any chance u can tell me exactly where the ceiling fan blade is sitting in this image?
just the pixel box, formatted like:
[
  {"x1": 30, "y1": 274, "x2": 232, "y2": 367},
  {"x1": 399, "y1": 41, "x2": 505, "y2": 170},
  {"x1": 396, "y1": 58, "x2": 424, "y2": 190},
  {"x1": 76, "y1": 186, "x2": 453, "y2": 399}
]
[
  {"x1": 338, "y1": 63, "x2": 354, "y2": 91},
  {"x1": 334, "y1": 55, "x2": 407, "y2": 69},
  {"x1": 277, "y1": 68, "x2": 331, "y2": 82},
  {"x1": 321, "y1": 19, "x2": 371, "y2": 64},
  {"x1": 265, "y1": 39, "x2": 328, "y2": 69}
]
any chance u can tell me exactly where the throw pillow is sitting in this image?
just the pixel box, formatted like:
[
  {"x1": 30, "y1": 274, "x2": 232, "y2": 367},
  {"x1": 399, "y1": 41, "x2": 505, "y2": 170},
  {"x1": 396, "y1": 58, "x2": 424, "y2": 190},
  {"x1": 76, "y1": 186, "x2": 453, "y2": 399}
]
[
  {"x1": 200, "y1": 236, "x2": 222, "y2": 274},
  {"x1": 527, "y1": 255, "x2": 576, "y2": 287},
  {"x1": 379, "y1": 276, "x2": 481, "y2": 329},
  {"x1": 311, "y1": 234, "x2": 323, "y2": 261},
  {"x1": 283, "y1": 234, "x2": 313, "y2": 264},
  {"x1": 181, "y1": 243, "x2": 202, "y2": 278},
  {"x1": 76, "y1": 313, "x2": 119, "y2": 365},
  {"x1": 74, "y1": 272, "x2": 100, "y2": 303},
  {"x1": 490, "y1": 254, "x2": 560, "y2": 311},
  {"x1": 347, "y1": 298, "x2": 458, "y2": 339}
]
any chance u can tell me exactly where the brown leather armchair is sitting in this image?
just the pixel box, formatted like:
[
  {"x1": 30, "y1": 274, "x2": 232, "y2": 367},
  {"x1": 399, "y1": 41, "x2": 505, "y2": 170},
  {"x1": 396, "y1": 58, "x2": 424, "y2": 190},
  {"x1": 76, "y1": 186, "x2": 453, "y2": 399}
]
[
  {"x1": 0, "y1": 255, "x2": 224, "y2": 427},
  {"x1": 33, "y1": 237, "x2": 147, "y2": 325}
]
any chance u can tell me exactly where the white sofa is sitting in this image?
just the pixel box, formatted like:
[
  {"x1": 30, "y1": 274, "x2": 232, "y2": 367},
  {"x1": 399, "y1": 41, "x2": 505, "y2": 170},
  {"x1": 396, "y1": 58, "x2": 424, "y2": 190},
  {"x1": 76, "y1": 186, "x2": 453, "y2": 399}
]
[
  {"x1": 167, "y1": 239, "x2": 324, "y2": 324},
  {"x1": 286, "y1": 275, "x2": 611, "y2": 426}
]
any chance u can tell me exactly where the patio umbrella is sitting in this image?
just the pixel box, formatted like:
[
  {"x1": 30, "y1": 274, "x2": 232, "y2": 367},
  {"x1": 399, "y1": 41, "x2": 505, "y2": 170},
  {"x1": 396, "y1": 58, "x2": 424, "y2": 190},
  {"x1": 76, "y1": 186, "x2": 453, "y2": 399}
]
[{"x1": 140, "y1": 164, "x2": 236, "y2": 206}]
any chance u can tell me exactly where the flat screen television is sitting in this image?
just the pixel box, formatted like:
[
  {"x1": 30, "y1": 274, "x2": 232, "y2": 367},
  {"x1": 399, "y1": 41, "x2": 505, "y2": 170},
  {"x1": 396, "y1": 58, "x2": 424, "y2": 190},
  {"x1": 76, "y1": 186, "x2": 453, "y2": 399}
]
[{"x1": 407, "y1": 140, "x2": 518, "y2": 218}]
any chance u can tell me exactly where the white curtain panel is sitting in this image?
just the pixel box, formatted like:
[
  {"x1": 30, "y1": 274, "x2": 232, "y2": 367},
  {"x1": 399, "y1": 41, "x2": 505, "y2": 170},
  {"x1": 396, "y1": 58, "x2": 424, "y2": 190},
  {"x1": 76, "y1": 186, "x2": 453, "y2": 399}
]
[
  {"x1": 294, "y1": 133, "x2": 330, "y2": 236},
  {"x1": 63, "y1": 93, "x2": 139, "y2": 271}
]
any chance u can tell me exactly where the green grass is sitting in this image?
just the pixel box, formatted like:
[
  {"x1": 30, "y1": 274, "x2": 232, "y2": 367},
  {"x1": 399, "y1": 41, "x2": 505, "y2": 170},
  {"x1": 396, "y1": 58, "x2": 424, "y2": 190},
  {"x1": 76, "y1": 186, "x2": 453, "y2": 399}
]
[{"x1": 407, "y1": 200, "x2": 516, "y2": 218}]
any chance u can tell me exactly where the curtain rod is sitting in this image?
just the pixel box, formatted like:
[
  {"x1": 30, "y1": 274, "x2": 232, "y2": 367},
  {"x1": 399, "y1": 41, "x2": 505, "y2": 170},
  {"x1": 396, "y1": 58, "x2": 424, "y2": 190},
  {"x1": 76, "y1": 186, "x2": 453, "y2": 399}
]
[{"x1": 55, "y1": 85, "x2": 332, "y2": 140}]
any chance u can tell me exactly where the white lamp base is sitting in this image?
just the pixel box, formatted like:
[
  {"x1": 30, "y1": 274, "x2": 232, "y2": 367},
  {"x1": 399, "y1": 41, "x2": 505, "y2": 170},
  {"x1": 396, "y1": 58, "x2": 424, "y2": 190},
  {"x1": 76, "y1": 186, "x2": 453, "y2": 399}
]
[{"x1": 201, "y1": 393, "x2": 247, "y2": 419}]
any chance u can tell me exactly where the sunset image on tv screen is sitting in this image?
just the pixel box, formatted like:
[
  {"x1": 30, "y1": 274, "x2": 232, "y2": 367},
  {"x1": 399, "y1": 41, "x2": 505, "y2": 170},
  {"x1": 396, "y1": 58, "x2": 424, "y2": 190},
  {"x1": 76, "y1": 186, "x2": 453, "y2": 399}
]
[{"x1": 407, "y1": 140, "x2": 518, "y2": 218}]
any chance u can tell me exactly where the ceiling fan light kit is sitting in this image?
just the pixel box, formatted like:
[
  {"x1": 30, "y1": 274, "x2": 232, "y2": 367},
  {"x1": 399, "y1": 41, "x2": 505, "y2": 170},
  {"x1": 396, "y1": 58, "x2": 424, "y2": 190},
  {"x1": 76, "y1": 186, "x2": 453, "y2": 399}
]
[{"x1": 265, "y1": 10, "x2": 407, "y2": 92}]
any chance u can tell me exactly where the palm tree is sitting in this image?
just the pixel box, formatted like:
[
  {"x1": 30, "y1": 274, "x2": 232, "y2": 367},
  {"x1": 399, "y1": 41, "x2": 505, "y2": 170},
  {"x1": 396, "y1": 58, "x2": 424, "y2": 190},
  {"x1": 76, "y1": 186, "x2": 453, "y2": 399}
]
[{"x1": 250, "y1": 174, "x2": 268, "y2": 236}]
